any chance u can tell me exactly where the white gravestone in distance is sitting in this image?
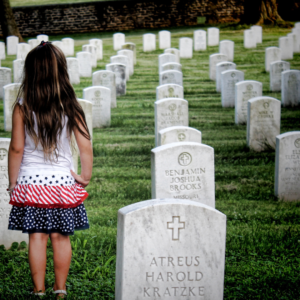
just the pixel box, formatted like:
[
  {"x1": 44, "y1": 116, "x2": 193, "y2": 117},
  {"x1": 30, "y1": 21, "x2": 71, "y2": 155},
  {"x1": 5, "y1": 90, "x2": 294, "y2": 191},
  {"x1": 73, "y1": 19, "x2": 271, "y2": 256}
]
[
  {"x1": 159, "y1": 30, "x2": 171, "y2": 49},
  {"x1": 0, "y1": 138, "x2": 29, "y2": 249},
  {"x1": 162, "y1": 62, "x2": 182, "y2": 73},
  {"x1": 121, "y1": 43, "x2": 136, "y2": 65},
  {"x1": 83, "y1": 86, "x2": 111, "y2": 128},
  {"x1": 154, "y1": 98, "x2": 188, "y2": 146},
  {"x1": 115, "y1": 199, "x2": 226, "y2": 300},
  {"x1": 117, "y1": 49, "x2": 134, "y2": 76},
  {"x1": 0, "y1": 68, "x2": 11, "y2": 99},
  {"x1": 13, "y1": 59, "x2": 25, "y2": 83},
  {"x1": 209, "y1": 53, "x2": 227, "y2": 81},
  {"x1": 216, "y1": 62, "x2": 236, "y2": 93},
  {"x1": 244, "y1": 30, "x2": 256, "y2": 49},
  {"x1": 164, "y1": 48, "x2": 180, "y2": 63},
  {"x1": 7, "y1": 36, "x2": 19, "y2": 55},
  {"x1": 76, "y1": 52, "x2": 92, "y2": 78},
  {"x1": 113, "y1": 33, "x2": 125, "y2": 51},
  {"x1": 66, "y1": 57, "x2": 80, "y2": 85},
  {"x1": 78, "y1": 98, "x2": 93, "y2": 141},
  {"x1": 287, "y1": 33, "x2": 298, "y2": 53},
  {"x1": 179, "y1": 38, "x2": 193, "y2": 59},
  {"x1": 106, "y1": 63, "x2": 126, "y2": 96},
  {"x1": 89, "y1": 39, "x2": 103, "y2": 60},
  {"x1": 281, "y1": 70, "x2": 300, "y2": 107},
  {"x1": 292, "y1": 28, "x2": 300, "y2": 53},
  {"x1": 143, "y1": 33, "x2": 156, "y2": 52},
  {"x1": 270, "y1": 61, "x2": 290, "y2": 92},
  {"x1": 3, "y1": 83, "x2": 21, "y2": 132},
  {"x1": 160, "y1": 70, "x2": 183, "y2": 86},
  {"x1": 221, "y1": 70, "x2": 244, "y2": 108},
  {"x1": 251, "y1": 25, "x2": 263, "y2": 43},
  {"x1": 92, "y1": 70, "x2": 116, "y2": 108},
  {"x1": 51, "y1": 41, "x2": 64, "y2": 53},
  {"x1": 0, "y1": 42, "x2": 5, "y2": 60},
  {"x1": 158, "y1": 53, "x2": 177, "y2": 74},
  {"x1": 219, "y1": 40, "x2": 234, "y2": 62},
  {"x1": 279, "y1": 37, "x2": 293, "y2": 60},
  {"x1": 28, "y1": 39, "x2": 39, "y2": 50},
  {"x1": 207, "y1": 27, "x2": 219, "y2": 46},
  {"x1": 158, "y1": 126, "x2": 202, "y2": 146},
  {"x1": 151, "y1": 142, "x2": 215, "y2": 206},
  {"x1": 247, "y1": 97, "x2": 281, "y2": 152},
  {"x1": 82, "y1": 44, "x2": 97, "y2": 68},
  {"x1": 17, "y1": 43, "x2": 30, "y2": 60},
  {"x1": 296, "y1": 22, "x2": 300, "y2": 29},
  {"x1": 36, "y1": 34, "x2": 49, "y2": 42},
  {"x1": 156, "y1": 84, "x2": 184, "y2": 100},
  {"x1": 111, "y1": 55, "x2": 130, "y2": 80},
  {"x1": 235, "y1": 81, "x2": 263, "y2": 125},
  {"x1": 265, "y1": 47, "x2": 281, "y2": 72},
  {"x1": 275, "y1": 131, "x2": 300, "y2": 201},
  {"x1": 62, "y1": 38, "x2": 74, "y2": 57},
  {"x1": 194, "y1": 30, "x2": 206, "y2": 51}
]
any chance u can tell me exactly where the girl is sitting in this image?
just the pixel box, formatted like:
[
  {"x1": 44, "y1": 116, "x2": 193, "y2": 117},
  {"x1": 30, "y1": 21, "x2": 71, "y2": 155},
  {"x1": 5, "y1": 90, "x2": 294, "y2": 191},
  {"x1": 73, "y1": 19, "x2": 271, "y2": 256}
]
[{"x1": 7, "y1": 41, "x2": 93, "y2": 298}]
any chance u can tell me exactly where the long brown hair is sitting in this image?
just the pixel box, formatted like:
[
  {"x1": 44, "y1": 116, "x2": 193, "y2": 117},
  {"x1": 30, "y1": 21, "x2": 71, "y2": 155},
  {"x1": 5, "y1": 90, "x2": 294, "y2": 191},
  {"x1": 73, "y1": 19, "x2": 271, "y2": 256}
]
[{"x1": 15, "y1": 41, "x2": 90, "y2": 159}]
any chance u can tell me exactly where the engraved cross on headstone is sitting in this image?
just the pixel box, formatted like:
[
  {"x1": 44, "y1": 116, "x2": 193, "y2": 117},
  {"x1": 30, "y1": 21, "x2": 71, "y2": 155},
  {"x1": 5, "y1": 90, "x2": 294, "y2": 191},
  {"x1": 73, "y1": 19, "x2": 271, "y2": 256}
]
[
  {"x1": 180, "y1": 153, "x2": 189, "y2": 165},
  {"x1": 167, "y1": 216, "x2": 185, "y2": 240}
]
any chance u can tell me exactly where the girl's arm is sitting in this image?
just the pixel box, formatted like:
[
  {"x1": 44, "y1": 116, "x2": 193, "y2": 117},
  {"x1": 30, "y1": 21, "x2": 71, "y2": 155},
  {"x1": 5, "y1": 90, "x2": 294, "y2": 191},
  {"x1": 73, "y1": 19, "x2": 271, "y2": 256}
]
[
  {"x1": 8, "y1": 104, "x2": 25, "y2": 190},
  {"x1": 71, "y1": 120, "x2": 93, "y2": 187}
]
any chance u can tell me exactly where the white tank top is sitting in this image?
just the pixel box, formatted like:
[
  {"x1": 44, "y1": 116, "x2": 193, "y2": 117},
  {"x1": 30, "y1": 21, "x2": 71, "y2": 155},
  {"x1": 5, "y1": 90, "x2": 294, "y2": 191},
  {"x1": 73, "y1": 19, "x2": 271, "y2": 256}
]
[{"x1": 19, "y1": 113, "x2": 75, "y2": 177}]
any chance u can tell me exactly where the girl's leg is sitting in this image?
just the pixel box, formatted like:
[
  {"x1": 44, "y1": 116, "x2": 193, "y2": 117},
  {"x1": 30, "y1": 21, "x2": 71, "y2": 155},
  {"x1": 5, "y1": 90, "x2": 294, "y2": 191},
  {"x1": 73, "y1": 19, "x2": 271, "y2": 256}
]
[
  {"x1": 28, "y1": 233, "x2": 49, "y2": 293},
  {"x1": 50, "y1": 233, "x2": 72, "y2": 293}
]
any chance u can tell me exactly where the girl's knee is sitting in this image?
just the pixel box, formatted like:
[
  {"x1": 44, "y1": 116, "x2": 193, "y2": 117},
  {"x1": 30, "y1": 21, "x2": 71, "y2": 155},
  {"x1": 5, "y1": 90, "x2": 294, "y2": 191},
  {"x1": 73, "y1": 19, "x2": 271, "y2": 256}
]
[
  {"x1": 29, "y1": 233, "x2": 49, "y2": 242},
  {"x1": 50, "y1": 233, "x2": 70, "y2": 242}
]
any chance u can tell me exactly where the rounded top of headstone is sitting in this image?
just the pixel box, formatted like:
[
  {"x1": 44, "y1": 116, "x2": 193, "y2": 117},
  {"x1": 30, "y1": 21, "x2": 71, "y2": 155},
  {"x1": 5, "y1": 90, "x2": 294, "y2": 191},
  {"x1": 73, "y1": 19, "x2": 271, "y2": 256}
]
[
  {"x1": 159, "y1": 126, "x2": 200, "y2": 135},
  {"x1": 76, "y1": 51, "x2": 91, "y2": 56},
  {"x1": 0, "y1": 67, "x2": 11, "y2": 71},
  {"x1": 216, "y1": 61, "x2": 236, "y2": 67},
  {"x1": 106, "y1": 63, "x2": 126, "y2": 67},
  {"x1": 77, "y1": 98, "x2": 93, "y2": 105},
  {"x1": 208, "y1": 27, "x2": 219, "y2": 31},
  {"x1": 221, "y1": 69, "x2": 244, "y2": 76},
  {"x1": 151, "y1": 141, "x2": 213, "y2": 154},
  {"x1": 83, "y1": 86, "x2": 111, "y2": 93},
  {"x1": 111, "y1": 55, "x2": 127, "y2": 60},
  {"x1": 210, "y1": 53, "x2": 227, "y2": 58},
  {"x1": 0, "y1": 137, "x2": 11, "y2": 142},
  {"x1": 270, "y1": 60, "x2": 289, "y2": 67},
  {"x1": 3, "y1": 83, "x2": 21, "y2": 90},
  {"x1": 160, "y1": 70, "x2": 182, "y2": 75},
  {"x1": 282, "y1": 69, "x2": 300, "y2": 75},
  {"x1": 220, "y1": 40, "x2": 234, "y2": 43},
  {"x1": 62, "y1": 38, "x2": 73, "y2": 41},
  {"x1": 180, "y1": 37, "x2": 192, "y2": 41},
  {"x1": 157, "y1": 83, "x2": 182, "y2": 89},
  {"x1": 235, "y1": 80, "x2": 262, "y2": 88},
  {"x1": 155, "y1": 97, "x2": 187, "y2": 105},
  {"x1": 93, "y1": 70, "x2": 114, "y2": 75},
  {"x1": 248, "y1": 96, "x2": 280, "y2": 104},
  {"x1": 276, "y1": 131, "x2": 300, "y2": 141},
  {"x1": 194, "y1": 29, "x2": 206, "y2": 33}
]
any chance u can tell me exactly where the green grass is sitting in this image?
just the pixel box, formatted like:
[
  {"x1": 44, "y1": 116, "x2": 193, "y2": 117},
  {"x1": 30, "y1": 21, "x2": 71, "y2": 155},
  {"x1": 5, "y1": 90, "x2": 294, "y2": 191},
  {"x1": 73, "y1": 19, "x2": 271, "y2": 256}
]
[
  {"x1": 1, "y1": 26, "x2": 300, "y2": 299},
  {"x1": 10, "y1": 0, "x2": 111, "y2": 7}
]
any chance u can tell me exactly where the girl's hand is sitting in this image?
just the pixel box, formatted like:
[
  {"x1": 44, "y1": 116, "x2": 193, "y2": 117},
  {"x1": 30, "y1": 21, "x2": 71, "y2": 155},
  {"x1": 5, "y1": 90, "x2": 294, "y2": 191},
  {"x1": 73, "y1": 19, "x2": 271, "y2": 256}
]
[{"x1": 70, "y1": 170, "x2": 90, "y2": 188}]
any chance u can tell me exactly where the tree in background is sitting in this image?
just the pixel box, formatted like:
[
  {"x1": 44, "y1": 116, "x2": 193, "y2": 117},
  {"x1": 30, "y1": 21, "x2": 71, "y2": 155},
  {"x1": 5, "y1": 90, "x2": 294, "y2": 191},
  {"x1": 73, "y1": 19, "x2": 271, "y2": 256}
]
[{"x1": 0, "y1": 0, "x2": 23, "y2": 42}]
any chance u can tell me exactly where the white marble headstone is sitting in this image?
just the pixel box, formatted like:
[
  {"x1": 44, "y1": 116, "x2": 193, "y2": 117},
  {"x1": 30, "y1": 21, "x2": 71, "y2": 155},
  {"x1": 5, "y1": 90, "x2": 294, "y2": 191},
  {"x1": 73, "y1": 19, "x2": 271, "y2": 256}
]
[
  {"x1": 0, "y1": 42, "x2": 5, "y2": 60},
  {"x1": 0, "y1": 138, "x2": 29, "y2": 249},
  {"x1": 219, "y1": 40, "x2": 234, "y2": 62},
  {"x1": 121, "y1": 43, "x2": 136, "y2": 65},
  {"x1": 235, "y1": 81, "x2": 263, "y2": 125},
  {"x1": 66, "y1": 57, "x2": 80, "y2": 85},
  {"x1": 83, "y1": 86, "x2": 111, "y2": 128},
  {"x1": 251, "y1": 25, "x2": 263, "y2": 43},
  {"x1": 279, "y1": 37, "x2": 293, "y2": 60},
  {"x1": 17, "y1": 43, "x2": 30, "y2": 60},
  {"x1": 62, "y1": 38, "x2": 74, "y2": 57},
  {"x1": 82, "y1": 44, "x2": 97, "y2": 68},
  {"x1": 247, "y1": 97, "x2": 281, "y2": 152},
  {"x1": 28, "y1": 39, "x2": 39, "y2": 50},
  {"x1": 291, "y1": 28, "x2": 300, "y2": 53},
  {"x1": 115, "y1": 199, "x2": 226, "y2": 300},
  {"x1": 216, "y1": 61, "x2": 236, "y2": 93},
  {"x1": 275, "y1": 131, "x2": 300, "y2": 201},
  {"x1": 13, "y1": 59, "x2": 25, "y2": 83},
  {"x1": 296, "y1": 23, "x2": 300, "y2": 29},
  {"x1": 221, "y1": 70, "x2": 244, "y2": 107},
  {"x1": 3, "y1": 83, "x2": 21, "y2": 131},
  {"x1": 207, "y1": 27, "x2": 219, "y2": 46},
  {"x1": 156, "y1": 84, "x2": 184, "y2": 100},
  {"x1": 287, "y1": 33, "x2": 298, "y2": 53},
  {"x1": 154, "y1": 98, "x2": 188, "y2": 146},
  {"x1": 244, "y1": 30, "x2": 256, "y2": 49},
  {"x1": 159, "y1": 31, "x2": 171, "y2": 49},
  {"x1": 89, "y1": 39, "x2": 103, "y2": 60},
  {"x1": 209, "y1": 53, "x2": 227, "y2": 81},
  {"x1": 113, "y1": 33, "x2": 125, "y2": 51},
  {"x1": 194, "y1": 30, "x2": 206, "y2": 51},
  {"x1": 106, "y1": 63, "x2": 126, "y2": 96},
  {"x1": 160, "y1": 70, "x2": 183, "y2": 86},
  {"x1": 281, "y1": 70, "x2": 300, "y2": 107},
  {"x1": 162, "y1": 62, "x2": 182, "y2": 73},
  {"x1": 164, "y1": 48, "x2": 180, "y2": 63},
  {"x1": 117, "y1": 49, "x2": 134, "y2": 76},
  {"x1": 179, "y1": 38, "x2": 193, "y2": 59},
  {"x1": 270, "y1": 61, "x2": 290, "y2": 92},
  {"x1": 92, "y1": 70, "x2": 116, "y2": 108},
  {"x1": 0, "y1": 68, "x2": 11, "y2": 98},
  {"x1": 7, "y1": 36, "x2": 19, "y2": 55},
  {"x1": 158, "y1": 53, "x2": 177, "y2": 74},
  {"x1": 111, "y1": 55, "x2": 130, "y2": 80},
  {"x1": 143, "y1": 33, "x2": 156, "y2": 52},
  {"x1": 151, "y1": 142, "x2": 215, "y2": 207},
  {"x1": 76, "y1": 52, "x2": 92, "y2": 78},
  {"x1": 265, "y1": 47, "x2": 281, "y2": 72},
  {"x1": 158, "y1": 126, "x2": 202, "y2": 146},
  {"x1": 77, "y1": 98, "x2": 93, "y2": 141},
  {"x1": 36, "y1": 34, "x2": 49, "y2": 42},
  {"x1": 51, "y1": 41, "x2": 64, "y2": 53}
]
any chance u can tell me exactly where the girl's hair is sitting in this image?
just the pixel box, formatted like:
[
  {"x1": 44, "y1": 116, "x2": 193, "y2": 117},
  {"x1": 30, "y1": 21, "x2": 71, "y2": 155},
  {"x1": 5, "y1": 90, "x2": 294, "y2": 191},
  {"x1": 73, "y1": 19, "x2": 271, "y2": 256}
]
[{"x1": 14, "y1": 41, "x2": 90, "y2": 160}]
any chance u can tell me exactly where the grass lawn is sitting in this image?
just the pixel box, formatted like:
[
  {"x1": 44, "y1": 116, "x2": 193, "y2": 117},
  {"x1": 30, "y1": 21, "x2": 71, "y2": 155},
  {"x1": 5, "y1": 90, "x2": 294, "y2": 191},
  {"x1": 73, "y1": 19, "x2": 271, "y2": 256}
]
[{"x1": 0, "y1": 25, "x2": 300, "y2": 299}]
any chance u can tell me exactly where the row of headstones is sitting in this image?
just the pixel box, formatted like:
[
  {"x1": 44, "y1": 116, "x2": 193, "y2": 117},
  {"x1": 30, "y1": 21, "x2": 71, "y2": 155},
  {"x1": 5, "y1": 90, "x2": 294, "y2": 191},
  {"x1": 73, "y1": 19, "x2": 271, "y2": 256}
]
[{"x1": 278, "y1": 23, "x2": 300, "y2": 60}]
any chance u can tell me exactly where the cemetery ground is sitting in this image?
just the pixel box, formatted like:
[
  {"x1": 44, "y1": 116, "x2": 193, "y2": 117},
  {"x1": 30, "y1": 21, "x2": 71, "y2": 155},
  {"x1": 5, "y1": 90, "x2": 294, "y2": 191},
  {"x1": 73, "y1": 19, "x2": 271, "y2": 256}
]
[{"x1": 0, "y1": 25, "x2": 300, "y2": 299}]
